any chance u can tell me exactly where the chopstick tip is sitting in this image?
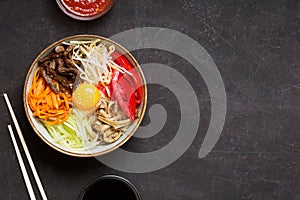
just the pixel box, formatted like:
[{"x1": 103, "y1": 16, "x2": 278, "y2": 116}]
[
  {"x1": 7, "y1": 124, "x2": 13, "y2": 133},
  {"x1": 3, "y1": 93, "x2": 9, "y2": 103}
]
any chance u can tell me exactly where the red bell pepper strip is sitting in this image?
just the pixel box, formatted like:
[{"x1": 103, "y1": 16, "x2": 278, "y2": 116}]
[
  {"x1": 110, "y1": 69, "x2": 136, "y2": 121},
  {"x1": 96, "y1": 82, "x2": 108, "y2": 97},
  {"x1": 111, "y1": 51, "x2": 143, "y2": 105}
]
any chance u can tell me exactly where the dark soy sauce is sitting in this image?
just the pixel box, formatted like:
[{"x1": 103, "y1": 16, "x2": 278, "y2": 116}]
[{"x1": 80, "y1": 176, "x2": 140, "y2": 200}]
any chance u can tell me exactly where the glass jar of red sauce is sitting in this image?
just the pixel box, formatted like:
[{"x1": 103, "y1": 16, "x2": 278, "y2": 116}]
[{"x1": 56, "y1": 0, "x2": 115, "y2": 20}]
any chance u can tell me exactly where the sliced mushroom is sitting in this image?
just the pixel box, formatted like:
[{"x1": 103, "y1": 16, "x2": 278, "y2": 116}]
[
  {"x1": 64, "y1": 45, "x2": 74, "y2": 56},
  {"x1": 41, "y1": 68, "x2": 59, "y2": 93},
  {"x1": 101, "y1": 129, "x2": 123, "y2": 143},
  {"x1": 97, "y1": 116, "x2": 131, "y2": 129},
  {"x1": 99, "y1": 109, "x2": 112, "y2": 118},
  {"x1": 55, "y1": 45, "x2": 65, "y2": 54},
  {"x1": 100, "y1": 124, "x2": 110, "y2": 133},
  {"x1": 65, "y1": 58, "x2": 76, "y2": 68},
  {"x1": 39, "y1": 53, "x2": 60, "y2": 63},
  {"x1": 49, "y1": 59, "x2": 56, "y2": 70}
]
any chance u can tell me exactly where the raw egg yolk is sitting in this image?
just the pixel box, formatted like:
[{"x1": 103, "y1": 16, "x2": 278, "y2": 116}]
[{"x1": 72, "y1": 83, "x2": 100, "y2": 110}]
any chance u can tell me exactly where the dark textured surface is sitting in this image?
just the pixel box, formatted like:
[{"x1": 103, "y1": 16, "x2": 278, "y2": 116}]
[{"x1": 0, "y1": 0, "x2": 299, "y2": 199}]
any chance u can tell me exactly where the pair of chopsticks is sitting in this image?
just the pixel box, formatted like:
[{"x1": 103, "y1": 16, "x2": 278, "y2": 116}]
[{"x1": 4, "y1": 93, "x2": 48, "y2": 200}]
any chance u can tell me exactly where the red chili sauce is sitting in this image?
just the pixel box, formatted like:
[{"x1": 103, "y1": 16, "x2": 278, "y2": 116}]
[{"x1": 62, "y1": 0, "x2": 110, "y2": 17}]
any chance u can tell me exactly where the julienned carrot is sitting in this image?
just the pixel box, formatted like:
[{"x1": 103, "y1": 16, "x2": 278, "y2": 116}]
[{"x1": 28, "y1": 67, "x2": 72, "y2": 125}]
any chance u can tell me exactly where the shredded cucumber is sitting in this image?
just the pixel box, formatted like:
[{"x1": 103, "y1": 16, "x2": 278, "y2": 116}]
[
  {"x1": 44, "y1": 114, "x2": 84, "y2": 149},
  {"x1": 44, "y1": 112, "x2": 99, "y2": 151}
]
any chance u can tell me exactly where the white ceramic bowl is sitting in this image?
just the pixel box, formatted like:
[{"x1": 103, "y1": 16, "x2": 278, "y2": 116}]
[{"x1": 23, "y1": 35, "x2": 147, "y2": 157}]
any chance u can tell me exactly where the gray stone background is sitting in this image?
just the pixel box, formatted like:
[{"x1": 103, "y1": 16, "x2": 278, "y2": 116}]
[{"x1": 0, "y1": 0, "x2": 299, "y2": 199}]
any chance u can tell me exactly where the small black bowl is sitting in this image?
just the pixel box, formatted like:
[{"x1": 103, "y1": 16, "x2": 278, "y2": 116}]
[{"x1": 79, "y1": 175, "x2": 141, "y2": 200}]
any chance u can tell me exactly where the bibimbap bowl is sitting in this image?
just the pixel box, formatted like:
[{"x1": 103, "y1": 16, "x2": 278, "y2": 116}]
[{"x1": 23, "y1": 35, "x2": 147, "y2": 157}]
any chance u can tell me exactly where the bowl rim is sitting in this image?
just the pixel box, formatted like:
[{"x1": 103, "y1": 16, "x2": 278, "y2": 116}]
[
  {"x1": 78, "y1": 175, "x2": 141, "y2": 200},
  {"x1": 23, "y1": 34, "x2": 147, "y2": 157},
  {"x1": 55, "y1": 0, "x2": 115, "y2": 21}
]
